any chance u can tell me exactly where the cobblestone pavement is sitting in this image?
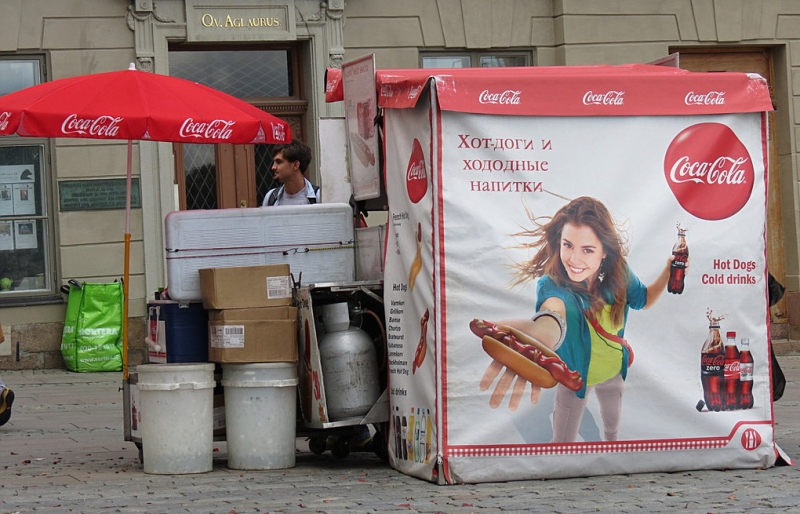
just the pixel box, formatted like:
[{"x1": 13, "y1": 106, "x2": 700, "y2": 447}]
[{"x1": 1, "y1": 358, "x2": 799, "y2": 513}]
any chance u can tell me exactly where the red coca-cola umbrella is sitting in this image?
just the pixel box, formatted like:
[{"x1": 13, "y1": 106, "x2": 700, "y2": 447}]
[{"x1": 0, "y1": 63, "x2": 292, "y2": 377}]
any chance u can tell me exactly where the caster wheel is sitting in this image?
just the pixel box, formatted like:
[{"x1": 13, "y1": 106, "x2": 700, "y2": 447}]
[
  {"x1": 330, "y1": 438, "x2": 350, "y2": 459},
  {"x1": 135, "y1": 442, "x2": 144, "y2": 464},
  {"x1": 308, "y1": 436, "x2": 327, "y2": 455},
  {"x1": 372, "y1": 430, "x2": 388, "y2": 461}
]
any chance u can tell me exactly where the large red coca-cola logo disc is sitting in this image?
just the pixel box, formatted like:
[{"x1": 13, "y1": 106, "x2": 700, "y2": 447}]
[
  {"x1": 664, "y1": 123, "x2": 754, "y2": 220},
  {"x1": 406, "y1": 138, "x2": 428, "y2": 204}
]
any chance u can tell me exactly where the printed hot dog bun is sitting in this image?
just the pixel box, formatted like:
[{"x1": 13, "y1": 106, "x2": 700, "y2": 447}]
[
  {"x1": 470, "y1": 318, "x2": 584, "y2": 392},
  {"x1": 481, "y1": 335, "x2": 557, "y2": 388},
  {"x1": 350, "y1": 132, "x2": 375, "y2": 167}
]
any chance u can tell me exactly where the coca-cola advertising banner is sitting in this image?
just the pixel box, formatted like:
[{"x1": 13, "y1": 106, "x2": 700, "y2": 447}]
[{"x1": 378, "y1": 66, "x2": 783, "y2": 484}]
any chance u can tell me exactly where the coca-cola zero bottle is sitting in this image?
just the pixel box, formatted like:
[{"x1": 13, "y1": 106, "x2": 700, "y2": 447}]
[
  {"x1": 739, "y1": 337, "x2": 754, "y2": 409},
  {"x1": 701, "y1": 311, "x2": 725, "y2": 412},
  {"x1": 723, "y1": 331, "x2": 741, "y2": 410},
  {"x1": 668, "y1": 223, "x2": 688, "y2": 294}
]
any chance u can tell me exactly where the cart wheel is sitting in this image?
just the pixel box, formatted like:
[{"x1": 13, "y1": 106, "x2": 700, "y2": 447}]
[
  {"x1": 135, "y1": 442, "x2": 144, "y2": 464},
  {"x1": 308, "y1": 436, "x2": 327, "y2": 455},
  {"x1": 372, "y1": 429, "x2": 389, "y2": 461},
  {"x1": 330, "y1": 438, "x2": 350, "y2": 459}
]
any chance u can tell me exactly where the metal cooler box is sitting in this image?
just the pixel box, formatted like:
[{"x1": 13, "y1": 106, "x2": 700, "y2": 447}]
[{"x1": 165, "y1": 203, "x2": 355, "y2": 301}]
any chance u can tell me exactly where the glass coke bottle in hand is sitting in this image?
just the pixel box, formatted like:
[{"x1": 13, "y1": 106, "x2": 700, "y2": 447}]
[{"x1": 668, "y1": 222, "x2": 688, "y2": 294}]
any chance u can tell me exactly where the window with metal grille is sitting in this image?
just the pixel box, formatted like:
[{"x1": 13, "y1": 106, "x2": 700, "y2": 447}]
[{"x1": 169, "y1": 47, "x2": 296, "y2": 209}]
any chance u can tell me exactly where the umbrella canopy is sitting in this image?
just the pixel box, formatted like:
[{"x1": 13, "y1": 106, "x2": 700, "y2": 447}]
[
  {"x1": 0, "y1": 63, "x2": 291, "y2": 144},
  {"x1": 0, "y1": 63, "x2": 293, "y2": 378}
]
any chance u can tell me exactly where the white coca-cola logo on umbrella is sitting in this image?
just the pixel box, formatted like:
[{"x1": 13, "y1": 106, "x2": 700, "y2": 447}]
[
  {"x1": 664, "y1": 122, "x2": 754, "y2": 220},
  {"x1": 62, "y1": 114, "x2": 123, "y2": 137},
  {"x1": 178, "y1": 118, "x2": 235, "y2": 140},
  {"x1": 271, "y1": 122, "x2": 286, "y2": 142}
]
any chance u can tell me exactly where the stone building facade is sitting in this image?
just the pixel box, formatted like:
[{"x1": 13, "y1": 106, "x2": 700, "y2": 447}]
[{"x1": 1, "y1": 0, "x2": 799, "y2": 369}]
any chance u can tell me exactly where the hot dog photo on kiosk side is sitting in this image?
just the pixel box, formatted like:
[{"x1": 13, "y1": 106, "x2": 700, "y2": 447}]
[{"x1": 470, "y1": 196, "x2": 680, "y2": 442}]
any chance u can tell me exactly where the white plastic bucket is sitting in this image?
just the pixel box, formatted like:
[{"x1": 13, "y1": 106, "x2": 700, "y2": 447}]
[
  {"x1": 221, "y1": 362, "x2": 299, "y2": 470},
  {"x1": 137, "y1": 363, "x2": 216, "y2": 474}
]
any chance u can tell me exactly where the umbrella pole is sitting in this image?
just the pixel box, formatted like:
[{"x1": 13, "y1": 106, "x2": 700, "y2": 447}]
[
  {"x1": 123, "y1": 233, "x2": 130, "y2": 380},
  {"x1": 123, "y1": 140, "x2": 132, "y2": 380}
]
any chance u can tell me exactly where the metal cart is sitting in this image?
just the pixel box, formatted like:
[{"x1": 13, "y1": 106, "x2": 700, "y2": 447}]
[
  {"x1": 123, "y1": 280, "x2": 388, "y2": 462},
  {"x1": 295, "y1": 280, "x2": 389, "y2": 459}
]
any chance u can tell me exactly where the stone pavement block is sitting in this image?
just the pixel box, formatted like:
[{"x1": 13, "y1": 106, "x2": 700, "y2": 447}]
[
  {"x1": 2, "y1": 475, "x2": 83, "y2": 488},
  {"x1": 2, "y1": 435, "x2": 82, "y2": 452},
  {"x1": 68, "y1": 431, "x2": 124, "y2": 444}
]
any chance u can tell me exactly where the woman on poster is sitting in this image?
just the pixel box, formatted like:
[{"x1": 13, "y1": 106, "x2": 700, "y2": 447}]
[{"x1": 480, "y1": 196, "x2": 674, "y2": 442}]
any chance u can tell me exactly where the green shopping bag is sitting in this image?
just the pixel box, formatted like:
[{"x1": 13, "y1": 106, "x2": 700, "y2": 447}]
[{"x1": 60, "y1": 280, "x2": 123, "y2": 372}]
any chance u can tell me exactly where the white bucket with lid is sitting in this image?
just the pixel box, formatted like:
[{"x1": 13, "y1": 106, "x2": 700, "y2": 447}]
[
  {"x1": 137, "y1": 363, "x2": 216, "y2": 474},
  {"x1": 222, "y1": 362, "x2": 299, "y2": 470}
]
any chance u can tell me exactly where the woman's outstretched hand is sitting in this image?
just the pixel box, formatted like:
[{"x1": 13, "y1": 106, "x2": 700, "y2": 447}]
[
  {"x1": 472, "y1": 310, "x2": 567, "y2": 410},
  {"x1": 480, "y1": 360, "x2": 542, "y2": 411}
]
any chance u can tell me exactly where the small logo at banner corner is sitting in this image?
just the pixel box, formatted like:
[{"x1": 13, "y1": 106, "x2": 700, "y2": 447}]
[
  {"x1": 380, "y1": 84, "x2": 395, "y2": 98},
  {"x1": 740, "y1": 428, "x2": 761, "y2": 451},
  {"x1": 406, "y1": 138, "x2": 428, "y2": 204}
]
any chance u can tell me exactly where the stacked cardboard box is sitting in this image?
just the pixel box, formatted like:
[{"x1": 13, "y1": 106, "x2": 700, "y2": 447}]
[{"x1": 199, "y1": 264, "x2": 298, "y2": 363}]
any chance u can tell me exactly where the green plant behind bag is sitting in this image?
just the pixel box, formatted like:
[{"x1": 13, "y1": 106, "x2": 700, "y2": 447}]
[{"x1": 61, "y1": 282, "x2": 123, "y2": 372}]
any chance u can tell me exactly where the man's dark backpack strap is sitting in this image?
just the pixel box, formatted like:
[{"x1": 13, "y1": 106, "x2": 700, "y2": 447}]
[
  {"x1": 266, "y1": 187, "x2": 281, "y2": 206},
  {"x1": 309, "y1": 185, "x2": 319, "y2": 204}
]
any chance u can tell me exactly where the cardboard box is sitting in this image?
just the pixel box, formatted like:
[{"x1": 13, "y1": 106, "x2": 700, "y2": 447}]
[
  {"x1": 208, "y1": 306, "x2": 298, "y2": 363},
  {"x1": 199, "y1": 264, "x2": 293, "y2": 310}
]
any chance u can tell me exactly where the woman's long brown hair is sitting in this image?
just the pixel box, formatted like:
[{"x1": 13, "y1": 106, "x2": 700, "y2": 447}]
[{"x1": 513, "y1": 196, "x2": 630, "y2": 325}]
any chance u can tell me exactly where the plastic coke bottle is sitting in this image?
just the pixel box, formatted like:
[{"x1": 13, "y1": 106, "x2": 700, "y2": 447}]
[
  {"x1": 394, "y1": 406, "x2": 402, "y2": 457},
  {"x1": 668, "y1": 223, "x2": 689, "y2": 294},
  {"x1": 723, "y1": 331, "x2": 741, "y2": 410},
  {"x1": 739, "y1": 337, "x2": 754, "y2": 409},
  {"x1": 701, "y1": 312, "x2": 725, "y2": 411}
]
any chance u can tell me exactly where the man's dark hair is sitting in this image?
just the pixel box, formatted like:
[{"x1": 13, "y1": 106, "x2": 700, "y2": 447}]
[{"x1": 273, "y1": 140, "x2": 312, "y2": 173}]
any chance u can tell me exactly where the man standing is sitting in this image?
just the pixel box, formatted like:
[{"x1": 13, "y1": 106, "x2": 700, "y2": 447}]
[
  {"x1": 261, "y1": 141, "x2": 321, "y2": 206},
  {"x1": 0, "y1": 325, "x2": 13, "y2": 427}
]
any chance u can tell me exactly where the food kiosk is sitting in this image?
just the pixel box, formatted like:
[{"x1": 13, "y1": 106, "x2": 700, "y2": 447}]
[{"x1": 375, "y1": 65, "x2": 785, "y2": 483}]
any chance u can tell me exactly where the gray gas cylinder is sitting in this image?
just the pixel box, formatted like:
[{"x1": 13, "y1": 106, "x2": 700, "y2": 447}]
[{"x1": 319, "y1": 325, "x2": 380, "y2": 421}]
